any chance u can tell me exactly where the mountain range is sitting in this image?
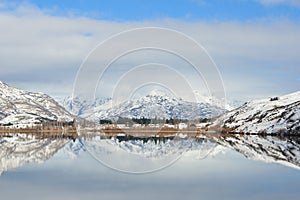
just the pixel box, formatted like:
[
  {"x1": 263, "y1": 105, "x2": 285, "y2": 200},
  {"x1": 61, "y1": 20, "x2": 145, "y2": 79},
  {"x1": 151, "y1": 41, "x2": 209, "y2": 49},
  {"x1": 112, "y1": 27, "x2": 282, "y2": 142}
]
[
  {"x1": 63, "y1": 93, "x2": 229, "y2": 122},
  {"x1": 0, "y1": 81, "x2": 299, "y2": 135}
]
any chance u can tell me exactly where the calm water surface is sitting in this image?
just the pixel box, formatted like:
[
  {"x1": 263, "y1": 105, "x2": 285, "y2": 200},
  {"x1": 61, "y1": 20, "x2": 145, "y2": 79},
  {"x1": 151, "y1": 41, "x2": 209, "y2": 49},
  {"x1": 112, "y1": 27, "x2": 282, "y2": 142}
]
[{"x1": 0, "y1": 134, "x2": 299, "y2": 200}]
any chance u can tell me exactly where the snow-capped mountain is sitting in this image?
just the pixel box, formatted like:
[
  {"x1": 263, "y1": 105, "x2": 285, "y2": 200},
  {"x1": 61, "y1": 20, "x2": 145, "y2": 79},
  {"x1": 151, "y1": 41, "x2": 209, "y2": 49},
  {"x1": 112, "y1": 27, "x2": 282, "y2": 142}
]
[
  {"x1": 89, "y1": 95, "x2": 227, "y2": 121},
  {"x1": 0, "y1": 81, "x2": 74, "y2": 127},
  {"x1": 0, "y1": 134, "x2": 68, "y2": 175},
  {"x1": 63, "y1": 93, "x2": 228, "y2": 122},
  {"x1": 216, "y1": 91, "x2": 300, "y2": 134},
  {"x1": 63, "y1": 96, "x2": 111, "y2": 117}
]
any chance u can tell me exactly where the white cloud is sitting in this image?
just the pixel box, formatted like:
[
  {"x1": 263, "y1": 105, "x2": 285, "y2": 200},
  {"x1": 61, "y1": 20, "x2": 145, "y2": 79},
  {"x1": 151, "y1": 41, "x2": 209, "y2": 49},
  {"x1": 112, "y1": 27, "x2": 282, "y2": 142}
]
[{"x1": 0, "y1": 3, "x2": 299, "y2": 102}]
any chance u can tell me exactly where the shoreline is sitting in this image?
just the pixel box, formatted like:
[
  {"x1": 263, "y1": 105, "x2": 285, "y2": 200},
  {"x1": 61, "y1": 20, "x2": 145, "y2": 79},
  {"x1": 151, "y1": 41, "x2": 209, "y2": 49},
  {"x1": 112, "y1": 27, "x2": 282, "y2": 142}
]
[{"x1": 0, "y1": 127, "x2": 299, "y2": 138}]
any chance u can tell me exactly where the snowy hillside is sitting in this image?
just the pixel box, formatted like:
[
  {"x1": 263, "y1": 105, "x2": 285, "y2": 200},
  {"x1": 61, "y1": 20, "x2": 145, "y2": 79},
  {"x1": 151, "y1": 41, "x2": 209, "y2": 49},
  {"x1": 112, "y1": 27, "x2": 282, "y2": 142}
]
[
  {"x1": 0, "y1": 81, "x2": 74, "y2": 127},
  {"x1": 63, "y1": 93, "x2": 228, "y2": 122},
  {"x1": 216, "y1": 91, "x2": 300, "y2": 134}
]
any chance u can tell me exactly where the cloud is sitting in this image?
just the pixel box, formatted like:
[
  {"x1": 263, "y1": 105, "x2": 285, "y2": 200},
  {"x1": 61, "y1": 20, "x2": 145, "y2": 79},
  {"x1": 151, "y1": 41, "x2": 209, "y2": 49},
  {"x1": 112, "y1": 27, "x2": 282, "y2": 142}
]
[
  {"x1": 0, "y1": 3, "x2": 299, "y2": 102},
  {"x1": 256, "y1": 0, "x2": 300, "y2": 8}
]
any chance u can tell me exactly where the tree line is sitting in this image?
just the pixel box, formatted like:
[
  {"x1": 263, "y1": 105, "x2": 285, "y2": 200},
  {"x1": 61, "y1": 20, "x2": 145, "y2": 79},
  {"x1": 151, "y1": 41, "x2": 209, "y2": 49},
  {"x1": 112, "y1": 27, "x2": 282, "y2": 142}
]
[{"x1": 99, "y1": 117, "x2": 211, "y2": 125}]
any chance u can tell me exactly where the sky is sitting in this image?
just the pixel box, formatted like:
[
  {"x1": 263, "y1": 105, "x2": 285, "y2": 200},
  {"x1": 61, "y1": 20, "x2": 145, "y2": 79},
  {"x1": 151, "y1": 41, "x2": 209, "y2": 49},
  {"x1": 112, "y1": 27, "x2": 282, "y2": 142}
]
[{"x1": 0, "y1": 0, "x2": 299, "y2": 103}]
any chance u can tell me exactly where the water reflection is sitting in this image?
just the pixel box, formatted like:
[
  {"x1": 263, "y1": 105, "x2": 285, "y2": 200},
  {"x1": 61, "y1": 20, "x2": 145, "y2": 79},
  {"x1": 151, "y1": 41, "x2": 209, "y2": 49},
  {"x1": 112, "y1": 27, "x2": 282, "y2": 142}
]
[
  {"x1": 1, "y1": 133, "x2": 300, "y2": 175},
  {"x1": 216, "y1": 134, "x2": 300, "y2": 170},
  {"x1": 0, "y1": 134, "x2": 68, "y2": 175},
  {"x1": 83, "y1": 135, "x2": 217, "y2": 173}
]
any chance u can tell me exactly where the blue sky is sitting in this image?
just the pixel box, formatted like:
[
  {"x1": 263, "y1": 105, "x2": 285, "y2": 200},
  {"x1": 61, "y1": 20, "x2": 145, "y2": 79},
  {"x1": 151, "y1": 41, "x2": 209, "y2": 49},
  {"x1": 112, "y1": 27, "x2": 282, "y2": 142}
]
[
  {"x1": 2, "y1": 0, "x2": 300, "y2": 21},
  {"x1": 0, "y1": 0, "x2": 299, "y2": 102}
]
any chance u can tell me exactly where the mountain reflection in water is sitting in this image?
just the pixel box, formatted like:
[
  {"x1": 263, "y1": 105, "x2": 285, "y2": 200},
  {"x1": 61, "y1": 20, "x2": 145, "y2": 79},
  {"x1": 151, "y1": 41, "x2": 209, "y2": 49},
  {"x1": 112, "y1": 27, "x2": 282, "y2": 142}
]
[{"x1": 1, "y1": 133, "x2": 300, "y2": 175}]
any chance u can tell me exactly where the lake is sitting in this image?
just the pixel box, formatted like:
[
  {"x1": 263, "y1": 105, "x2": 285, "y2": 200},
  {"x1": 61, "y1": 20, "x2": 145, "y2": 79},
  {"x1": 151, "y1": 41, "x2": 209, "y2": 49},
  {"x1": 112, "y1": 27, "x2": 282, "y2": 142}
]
[{"x1": 0, "y1": 133, "x2": 300, "y2": 200}]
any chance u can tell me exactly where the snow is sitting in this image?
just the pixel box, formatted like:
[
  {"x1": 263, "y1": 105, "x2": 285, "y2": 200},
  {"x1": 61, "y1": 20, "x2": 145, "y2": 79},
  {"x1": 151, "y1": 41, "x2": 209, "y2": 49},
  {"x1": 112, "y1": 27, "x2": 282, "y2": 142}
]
[
  {"x1": 0, "y1": 81, "x2": 74, "y2": 126},
  {"x1": 216, "y1": 91, "x2": 300, "y2": 134},
  {"x1": 62, "y1": 93, "x2": 228, "y2": 122},
  {"x1": 178, "y1": 123, "x2": 188, "y2": 129},
  {"x1": 194, "y1": 90, "x2": 234, "y2": 111}
]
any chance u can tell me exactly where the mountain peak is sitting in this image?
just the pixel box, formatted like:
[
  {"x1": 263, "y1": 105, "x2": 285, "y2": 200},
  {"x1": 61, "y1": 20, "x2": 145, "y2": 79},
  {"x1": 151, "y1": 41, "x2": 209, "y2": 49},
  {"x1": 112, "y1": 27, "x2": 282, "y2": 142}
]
[
  {"x1": 147, "y1": 89, "x2": 174, "y2": 98},
  {"x1": 63, "y1": 94, "x2": 227, "y2": 122}
]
